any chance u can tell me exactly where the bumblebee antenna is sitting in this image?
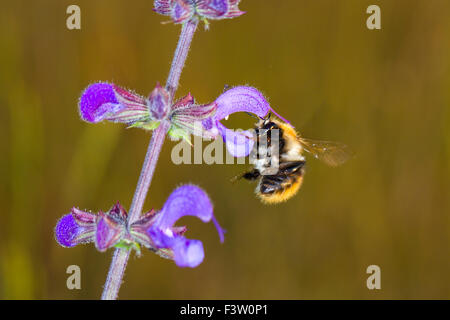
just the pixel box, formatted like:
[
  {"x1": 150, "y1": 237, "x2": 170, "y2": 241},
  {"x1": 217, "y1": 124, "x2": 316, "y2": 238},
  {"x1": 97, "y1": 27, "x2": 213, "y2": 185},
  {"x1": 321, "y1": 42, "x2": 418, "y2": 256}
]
[
  {"x1": 260, "y1": 112, "x2": 272, "y2": 121},
  {"x1": 269, "y1": 108, "x2": 291, "y2": 124},
  {"x1": 245, "y1": 112, "x2": 258, "y2": 120}
]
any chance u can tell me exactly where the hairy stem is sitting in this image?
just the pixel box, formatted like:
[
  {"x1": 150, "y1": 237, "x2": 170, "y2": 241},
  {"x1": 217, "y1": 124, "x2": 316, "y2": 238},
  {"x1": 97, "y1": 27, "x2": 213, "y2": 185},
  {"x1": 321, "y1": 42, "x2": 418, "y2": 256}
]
[
  {"x1": 101, "y1": 121, "x2": 169, "y2": 300},
  {"x1": 101, "y1": 248, "x2": 130, "y2": 300},
  {"x1": 101, "y1": 19, "x2": 199, "y2": 300},
  {"x1": 166, "y1": 20, "x2": 198, "y2": 100},
  {"x1": 128, "y1": 120, "x2": 171, "y2": 224}
]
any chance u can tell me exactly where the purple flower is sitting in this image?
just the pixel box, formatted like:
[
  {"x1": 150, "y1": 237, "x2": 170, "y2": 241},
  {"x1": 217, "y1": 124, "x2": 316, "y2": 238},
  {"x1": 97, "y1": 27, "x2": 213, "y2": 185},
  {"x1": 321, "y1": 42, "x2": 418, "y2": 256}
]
[
  {"x1": 79, "y1": 82, "x2": 151, "y2": 125},
  {"x1": 55, "y1": 186, "x2": 224, "y2": 268},
  {"x1": 55, "y1": 204, "x2": 127, "y2": 251},
  {"x1": 203, "y1": 86, "x2": 288, "y2": 157},
  {"x1": 78, "y1": 82, "x2": 217, "y2": 139},
  {"x1": 55, "y1": 208, "x2": 97, "y2": 248},
  {"x1": 140, "y1": 185, "x2": 224, "y2": 267},
  {"x1": 78, "y1": 82, "x2": 287, "y2": 159},
  {"x1": 153, "y1": 0, "x2": 245, "y2": 26}
]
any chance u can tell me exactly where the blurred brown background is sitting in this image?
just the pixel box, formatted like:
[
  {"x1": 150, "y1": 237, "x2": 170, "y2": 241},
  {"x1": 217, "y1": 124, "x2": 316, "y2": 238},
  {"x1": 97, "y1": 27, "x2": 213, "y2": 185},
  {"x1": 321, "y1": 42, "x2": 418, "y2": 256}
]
[{"x1": 0, "y1": 0, "x2": 449, "y2": 299}]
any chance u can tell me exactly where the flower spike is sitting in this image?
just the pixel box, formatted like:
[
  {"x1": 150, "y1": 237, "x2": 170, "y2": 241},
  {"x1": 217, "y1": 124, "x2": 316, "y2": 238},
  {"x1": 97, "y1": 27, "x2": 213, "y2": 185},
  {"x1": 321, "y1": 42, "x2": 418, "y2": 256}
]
[
  {"x1": 153, "y1": 0, "x2": 245, "y2": 27},
  {"x1": 78, "y1": 82, "x2": 219, "y2": 141},
  {"x1": 55, "y1": 186, "x2": 224, "y2": 268}
]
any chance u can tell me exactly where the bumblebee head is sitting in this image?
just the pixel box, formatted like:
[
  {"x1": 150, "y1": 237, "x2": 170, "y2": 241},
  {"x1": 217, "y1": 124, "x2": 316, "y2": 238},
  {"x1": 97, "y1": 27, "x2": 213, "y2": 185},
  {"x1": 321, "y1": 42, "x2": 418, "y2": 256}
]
[{"x1": 252, "y1": 112, "x2": 272, "y2": 129}]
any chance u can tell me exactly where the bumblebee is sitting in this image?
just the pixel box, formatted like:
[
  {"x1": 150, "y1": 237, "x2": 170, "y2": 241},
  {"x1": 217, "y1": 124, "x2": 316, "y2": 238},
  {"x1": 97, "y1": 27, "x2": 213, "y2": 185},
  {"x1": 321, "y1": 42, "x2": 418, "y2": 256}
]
[{"x1": 234, "y1": 114, "x2": 352, "y2": 204}]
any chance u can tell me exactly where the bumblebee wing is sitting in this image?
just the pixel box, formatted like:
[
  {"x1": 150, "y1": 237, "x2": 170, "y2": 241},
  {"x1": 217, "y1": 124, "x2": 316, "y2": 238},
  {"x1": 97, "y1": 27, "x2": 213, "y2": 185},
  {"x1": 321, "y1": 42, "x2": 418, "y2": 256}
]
[{"x1": 298, "y1": 137, "x2": 353, "y2": 167}]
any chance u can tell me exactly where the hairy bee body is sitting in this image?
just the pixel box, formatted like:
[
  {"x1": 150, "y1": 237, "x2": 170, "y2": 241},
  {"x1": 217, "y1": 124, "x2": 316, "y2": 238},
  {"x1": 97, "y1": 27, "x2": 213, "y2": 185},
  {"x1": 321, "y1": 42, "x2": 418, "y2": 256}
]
[
  {"x1": 237, "y1": 115, "x2": 351, "y2": 204},
  {"x1": 243, "y1": 118, "x2": 306, "y2": 204}
]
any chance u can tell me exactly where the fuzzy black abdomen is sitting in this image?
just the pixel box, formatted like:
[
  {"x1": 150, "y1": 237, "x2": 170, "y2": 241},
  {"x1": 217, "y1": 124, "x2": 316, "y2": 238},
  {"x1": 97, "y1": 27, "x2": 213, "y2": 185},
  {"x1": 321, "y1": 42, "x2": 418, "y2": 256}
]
[{"x1": 259, "y1": 161, "x2": 305, "y2": 195}]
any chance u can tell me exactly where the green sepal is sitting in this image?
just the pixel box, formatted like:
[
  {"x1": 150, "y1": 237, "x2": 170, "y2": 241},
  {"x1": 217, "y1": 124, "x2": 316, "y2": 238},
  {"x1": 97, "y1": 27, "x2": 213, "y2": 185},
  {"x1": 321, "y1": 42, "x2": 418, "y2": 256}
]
[
  {"x1": 202, "y1": 17, "x2": 210, "y2": 30},
  {"x1": 128, "y1": 120, "x2": 161, "y2": 131},
  {"x1": 168, "y1": 125, "x2": 192, "y2": 145},
  {"x1": 114, "y1": 239, "x2": 142, "y2": 256}
]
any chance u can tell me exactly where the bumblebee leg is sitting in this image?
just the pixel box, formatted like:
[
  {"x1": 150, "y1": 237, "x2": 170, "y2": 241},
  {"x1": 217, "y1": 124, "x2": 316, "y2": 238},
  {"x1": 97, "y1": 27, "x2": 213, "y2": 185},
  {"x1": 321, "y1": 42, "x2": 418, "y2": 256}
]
[
  {"x1": 242, "y1": 169, "x2": 261, "y2": 181},
  {"x1": 279, "y1": 161, "x2": 305, "y2": 174},
  {"x1": 260, "y1": 184, "x2": 276, "y2": 194},
  {"x1": 230, "y1": 169, "x2": 260, "y2": 183},
  {"x1": 259, "y1": 175, "x2": 284, "y2": 194},
  {"x1": 262, "y1": 175, "x2": 285, "y2": 182}
]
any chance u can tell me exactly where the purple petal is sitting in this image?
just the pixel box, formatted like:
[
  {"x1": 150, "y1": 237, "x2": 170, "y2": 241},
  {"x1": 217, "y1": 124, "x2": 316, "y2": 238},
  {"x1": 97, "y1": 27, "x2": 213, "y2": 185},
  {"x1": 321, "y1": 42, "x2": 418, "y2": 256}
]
[
  {"x1": 172, "y1": 237, "x2": 205, "y2": 268},
  {"x1": 149, "y1": 185, "x2": 225, "y2": 245},
  {"x1": 79, "y1": 83, "x2": 122, "y2": 123},
  {"x1": 147, "y1": 226, "x2": 176, "y2": 248},
  {"x1": 145, "y1": 185, "x2": 225, "y2": 267},
  {"x1": 214, "y1": 86, "x2": 271, "y2": 121},
  {"x1": 55, "y1": 214, "x2": 82, "y2": 248},
  {"x1": 214, "y1": 86, "x2": 290, "y2": 124},
  {"x1": 157, "y1": 185, "x2": 214, "y2": 229},
  {"x1": 202, "y1": 117, "x2": 214, "y2": 131},
  {"x1": 148, "y1": 227, "x2": 205, "y2": 267},
  {"x1": 218, "y1": 122, "x2": 254, "y2": 158},
  {"x1": 212, "y1": 216, "x2": 225, "y2": 243}
]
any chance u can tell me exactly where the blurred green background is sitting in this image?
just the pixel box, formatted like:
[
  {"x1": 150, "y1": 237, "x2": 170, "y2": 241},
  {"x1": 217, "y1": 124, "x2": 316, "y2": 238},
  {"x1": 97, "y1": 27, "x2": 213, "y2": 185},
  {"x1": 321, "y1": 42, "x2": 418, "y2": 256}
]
[{"x1": 0, "y1": 0, "x2": 449, "y2": 299}]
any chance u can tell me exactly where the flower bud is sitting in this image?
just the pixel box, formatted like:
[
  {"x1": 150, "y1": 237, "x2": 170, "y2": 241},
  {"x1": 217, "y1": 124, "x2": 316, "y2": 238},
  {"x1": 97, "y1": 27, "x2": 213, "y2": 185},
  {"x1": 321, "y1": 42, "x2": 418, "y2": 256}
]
[{"x1": 148, "y1": 83, "x2": 170, "y2": 120}]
